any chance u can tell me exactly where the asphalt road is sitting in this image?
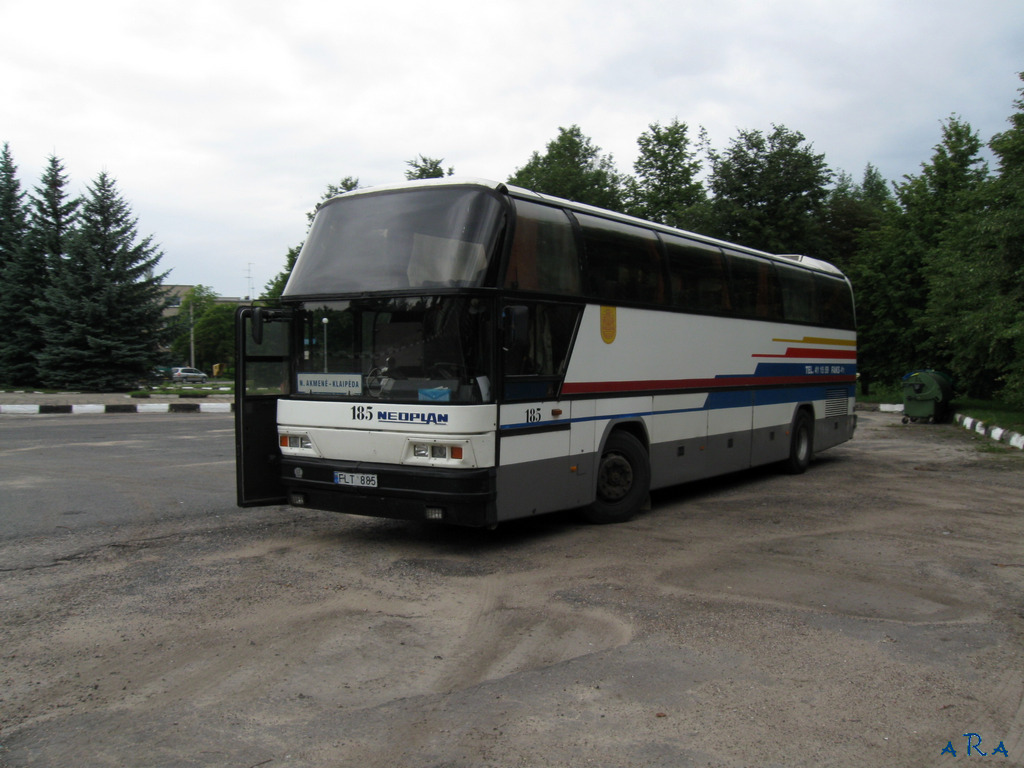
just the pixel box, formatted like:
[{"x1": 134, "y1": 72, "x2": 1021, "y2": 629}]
[{"x1": 0, "y1": 413, "x2": 236, "y2": 540}]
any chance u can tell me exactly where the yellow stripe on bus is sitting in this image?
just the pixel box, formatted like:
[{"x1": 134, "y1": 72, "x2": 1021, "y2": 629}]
[{"x1": 771, "y1": 336, "x2": 857, "y2": 347}]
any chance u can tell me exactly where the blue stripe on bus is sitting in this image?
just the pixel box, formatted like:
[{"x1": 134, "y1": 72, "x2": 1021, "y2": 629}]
[{"x1": 500, "y1": 382, "x2": 855, "y2": 431}]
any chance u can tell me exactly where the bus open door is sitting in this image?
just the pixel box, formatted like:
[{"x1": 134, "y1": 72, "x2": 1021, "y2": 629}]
[{"x1": 235, "y1": 306, "x2": 293, "y2": 506}]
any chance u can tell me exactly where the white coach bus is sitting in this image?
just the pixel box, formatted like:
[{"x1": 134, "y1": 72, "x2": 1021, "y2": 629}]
[{"x1": 235, "y1": 178, "x2": 856, "y2": 526}]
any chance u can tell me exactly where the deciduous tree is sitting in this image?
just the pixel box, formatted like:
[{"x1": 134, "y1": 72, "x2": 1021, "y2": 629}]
[
  {"x1": 705, "y1": 124, "x2": 833, "y2": 254},
  {"x1": 191, "y1": 303, "x2": 237, "y2": 373},
  {"x1": 820, "y1": 164, "x2": 894, "y2": 273},
  {"x1": 169, "y1": 284, "x2": 218, "y2": 367},
  {"x1": 626, "y1": 119, "x2": 707, "y2": 228},
  {"x1": 925, "y1": 95, "x2": 1024, "y2": 402},
  {"x1": 850, "y1": 117, "x2": 988, "y2": 390},
  {"x1": 509, "y1": 125, "x2": 625, "y2": 210},
  {"x1": 405, "y1": 156, "x2": 452, "y2": 180}
]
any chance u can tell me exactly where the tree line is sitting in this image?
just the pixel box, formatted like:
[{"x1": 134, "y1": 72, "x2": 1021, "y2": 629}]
[
  {"x1": 509, "y1": 85, "x2": 1022, "y2": 406},
  {"x1": 268, "y1": 74, "x2": 1024, "y2": 405},
  {"x1": 3, "y1": 73, "x2": 1022, "y2": 400},
  {"x1": 0, "y1": 151, "x2": 168, "y2": 390}
]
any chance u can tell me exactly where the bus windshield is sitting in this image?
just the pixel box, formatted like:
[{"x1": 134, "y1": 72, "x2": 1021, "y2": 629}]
[
  {"x1": 284, "y1": 187, "x2": 506, "y2": 296},
  {"x1": 296, "y1": 296, "x2": 494, "y2": 404}
]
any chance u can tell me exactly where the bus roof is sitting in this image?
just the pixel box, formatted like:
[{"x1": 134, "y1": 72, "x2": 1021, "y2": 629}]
[{"x1": 326, "y1": 177, "x2": 846, "y2": 278}]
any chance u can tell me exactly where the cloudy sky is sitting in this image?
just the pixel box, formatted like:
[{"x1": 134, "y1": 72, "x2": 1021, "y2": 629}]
[{"x1": 2, "y1": 0, "x2": 1022, "y2": 298}]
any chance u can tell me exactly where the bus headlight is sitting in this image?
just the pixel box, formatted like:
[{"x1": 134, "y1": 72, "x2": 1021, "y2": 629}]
[{"x1": 407, "y1": 441, "x2": 467, "y2": 464}]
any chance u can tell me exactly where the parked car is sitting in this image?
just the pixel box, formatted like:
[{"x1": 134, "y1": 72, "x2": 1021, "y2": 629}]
[{"x1": 171, "y1": 367, "x2": 208, "y2": 383}]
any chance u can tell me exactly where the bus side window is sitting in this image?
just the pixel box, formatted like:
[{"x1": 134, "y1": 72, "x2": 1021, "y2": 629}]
[
  {"x1": 502, "y1": 302, "x2": 582, "y2": 400},
  {"x1": 662, "y1": 235, "x2": 729, "y2": 314},
  {"x1": 725, "y1": 251, "x2": 783, "y2": 321},
  {"x1": 504, "y1": 201, "x2": 581, "y2": 295},
  {"x1": 777, "y1": 264, "x2": 816, "y2": 324},
  {"x1": 577, "y1": 214, "x2": 665, "y2": 305},
  {"x1": 814, "y1": 273, "x2": 856, "y2": 330}
]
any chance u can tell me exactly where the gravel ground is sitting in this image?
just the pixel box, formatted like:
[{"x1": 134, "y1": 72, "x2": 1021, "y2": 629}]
[{"x1": 1, "y1": 410, "x2": 1023, "y2": 767}]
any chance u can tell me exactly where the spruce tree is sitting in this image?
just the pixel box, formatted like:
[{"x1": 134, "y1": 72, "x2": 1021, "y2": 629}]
[
  {"x1": 36, "y1": 171, "x2": 168, "y2": 390},
  {"x1": 0, "y1": 153, "x2": 77, "y2": 386},
  {"x1": 0, "y1": 143, "x2": 31, "y2": 384},
  {"x1": 30, "y1": 154, "x2": 79, "y2": 267},
  {"x1": 0, "y1": 142, "x2": 27, "y2": 272}
]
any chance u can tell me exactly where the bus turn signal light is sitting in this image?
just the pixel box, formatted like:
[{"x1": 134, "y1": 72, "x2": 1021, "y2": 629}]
[{"x1": 280, "y1": 434, "x2": 312, "y2": 450}]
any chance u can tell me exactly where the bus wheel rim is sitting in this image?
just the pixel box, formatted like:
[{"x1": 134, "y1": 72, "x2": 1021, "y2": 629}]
[
  {"x1": 797, "y1": 426, "x2": 811, "y2": 462},
  {"x1": 598, "y1": 453, "x2": 633, "y2": 501}
]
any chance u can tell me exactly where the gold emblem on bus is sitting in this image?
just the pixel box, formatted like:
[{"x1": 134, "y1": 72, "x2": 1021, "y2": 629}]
[{"x1": 600, "y1": 306, "x2": 617, "y2": 344}]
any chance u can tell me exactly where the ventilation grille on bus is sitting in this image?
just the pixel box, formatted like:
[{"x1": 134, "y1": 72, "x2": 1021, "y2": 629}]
[{"x1": 825, "y1": 388, "x2": 849, "y2": 417}]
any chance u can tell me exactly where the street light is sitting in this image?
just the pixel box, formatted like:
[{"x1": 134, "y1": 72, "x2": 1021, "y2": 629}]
[{"x1": 322, "y1": 316, "x2": 329, "y2": 373}]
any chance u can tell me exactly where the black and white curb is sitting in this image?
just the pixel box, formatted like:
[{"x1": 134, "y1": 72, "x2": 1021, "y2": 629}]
[
  {"x1": 955, "y1": 413, "x2": 1024, "y2": 451},
  {"x1": 3, "y1": 401, "x2": 1020, "y2": 449},
  {"x1": 0, "y1": 402, "x2": 234, "y2": 415},
  {"x1": 878, "y1": 403, "x2": 1023, "y2": 451}
]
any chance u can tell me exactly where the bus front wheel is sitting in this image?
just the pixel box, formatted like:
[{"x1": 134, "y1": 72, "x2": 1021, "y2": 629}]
[{"x1": 585, "y1": 431, "x2": 650, "y2": 524}]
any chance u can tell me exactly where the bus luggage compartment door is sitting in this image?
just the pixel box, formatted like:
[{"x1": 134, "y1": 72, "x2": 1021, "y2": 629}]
[{"x1": 496, "y1": 400, "x2": 585, "y2": 521}]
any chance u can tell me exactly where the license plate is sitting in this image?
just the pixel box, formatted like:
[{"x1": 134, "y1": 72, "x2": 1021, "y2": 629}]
[{"x1": 334, "y1": 471, "x2": 378, "y2": 488}]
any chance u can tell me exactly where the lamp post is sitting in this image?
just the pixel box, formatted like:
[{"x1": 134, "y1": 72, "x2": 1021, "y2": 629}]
[{"x1": 322, "y1": 316, "x2": 329, "y2": 373}]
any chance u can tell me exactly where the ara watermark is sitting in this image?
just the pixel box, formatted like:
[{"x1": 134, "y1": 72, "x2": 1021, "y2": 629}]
[{"x1": 941, "y1": 733, "x2": 1010, "y2": 757}]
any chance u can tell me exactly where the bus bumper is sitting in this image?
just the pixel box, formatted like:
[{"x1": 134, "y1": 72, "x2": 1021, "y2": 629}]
[{"x1": 279, "y1": 457, "x2": 497, "y2": 527}]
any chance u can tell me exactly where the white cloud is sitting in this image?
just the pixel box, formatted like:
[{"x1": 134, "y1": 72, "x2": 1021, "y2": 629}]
[{"x1": 1, "y1": 0, "x2": 1022, "y2": 296}]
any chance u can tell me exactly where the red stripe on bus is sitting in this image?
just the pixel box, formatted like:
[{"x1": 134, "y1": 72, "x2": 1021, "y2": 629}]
[{"x1": 752, "y1": 348, "x2": 858, "y2": 359}]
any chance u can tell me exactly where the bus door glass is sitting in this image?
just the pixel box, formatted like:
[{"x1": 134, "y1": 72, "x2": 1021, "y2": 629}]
[
  {"x1": 498, "y1": 301, "x2": 586, "y2": 518},
  {"x1": 235, "y1": 306, "x2": 292, "y2": 506}
]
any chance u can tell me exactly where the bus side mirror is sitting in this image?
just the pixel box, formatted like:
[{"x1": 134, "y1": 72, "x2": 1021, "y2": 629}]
[
  {"x1": 502, "y1": 305, "x2": 529, "y2": 351},
  {"x1": 251, "y1": 307, "x2": 264, "y2": 346}
]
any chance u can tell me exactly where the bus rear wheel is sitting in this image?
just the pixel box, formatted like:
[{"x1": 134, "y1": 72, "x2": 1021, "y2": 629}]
[
  {"x1": 584, "y1": 431, "x2": 650, "y2": 524},
  {"x1": 784, "y1": 410, "x2": 814, "y2": 475}
]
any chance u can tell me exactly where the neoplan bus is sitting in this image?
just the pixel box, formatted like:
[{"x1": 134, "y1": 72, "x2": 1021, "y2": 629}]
[{"x1": 236, "y1": 178, "x2": 856, "y2": 527}]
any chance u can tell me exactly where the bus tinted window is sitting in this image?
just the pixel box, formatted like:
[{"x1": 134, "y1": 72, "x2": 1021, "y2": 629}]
[
  {"x1": 285, "y1": 188, "x2": 504, "y2": 296},
  {"x1": 577, "y1": 214, "x2": 664, "y2": 304},
  {"x1": 662, "y1": 235, "x2": 729, "y2": 314},
  {"x1": 777, "y1": 263, "x2": 816, "y2": 324},
  {"x1": 502, "y1": 301, "x2": 583, "y2": 400},
  {"x1": 726, "y1": 251, "x2": 783, "y2": 321},
  {"x1": 814, "y1": 273, "x2": 856, "y2": 330},
  {"x1": 504, "y1": 201, "x2": 581, "y2": 295}
]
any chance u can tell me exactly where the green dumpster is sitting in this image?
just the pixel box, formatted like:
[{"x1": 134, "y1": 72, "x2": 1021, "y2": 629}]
[{"x1": 901, "y1": 370, "x2": 954, "y2": 423}]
